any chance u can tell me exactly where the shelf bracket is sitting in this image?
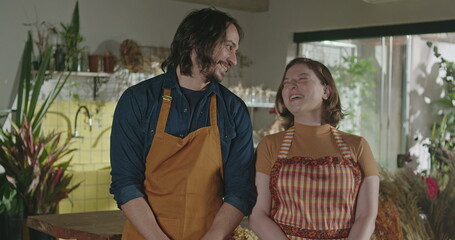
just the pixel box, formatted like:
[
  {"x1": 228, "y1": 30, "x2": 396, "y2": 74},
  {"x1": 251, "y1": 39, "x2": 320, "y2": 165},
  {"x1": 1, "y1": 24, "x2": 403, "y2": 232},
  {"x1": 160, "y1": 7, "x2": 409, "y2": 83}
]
[{"x1": 93, "y1": 76, "x2": 110, "y2": 100}]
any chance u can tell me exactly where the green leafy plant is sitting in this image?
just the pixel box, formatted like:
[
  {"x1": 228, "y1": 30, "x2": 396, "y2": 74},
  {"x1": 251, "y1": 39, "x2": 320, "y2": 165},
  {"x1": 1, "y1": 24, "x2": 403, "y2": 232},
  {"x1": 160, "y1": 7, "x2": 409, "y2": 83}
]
[
  {"x1": 426, "y1": 42, "x2": 455, "y2": 111},
  {"x1": 61, "y1": 1, "x2": 84, "y2": 71},
  {"x1": 425, "y1": 41, "x2": 454, "y2": 184},
  {"x1": 14, "y1": 33, "x2": 69, "y2": 136},
  {"x1": 0, "y1": 174, "x2": 23, "y2": 215},
  {"x1": 0, "y1": 30, "x2": 75, "y2": 216},
  {"x1": 426, "y1": 41, "x2": 454, "y2": 141},
  {"x1": 330, "y1": 56, "x2": 377, "y2": 132},
  {"x1": 23, "y1": 21, "x2": 58, "y2": 68},
  {"x1": 0, "y1": 120, "x2": 79, "y2": 215}
]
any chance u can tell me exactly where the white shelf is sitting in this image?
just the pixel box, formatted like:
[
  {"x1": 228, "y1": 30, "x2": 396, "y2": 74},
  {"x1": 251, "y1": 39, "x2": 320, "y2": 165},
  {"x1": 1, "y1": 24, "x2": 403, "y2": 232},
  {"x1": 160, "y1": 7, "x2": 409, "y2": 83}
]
[
  {"x1": 39, "y1": 71, "x2": 113, "y2": 100},
  {"x1": 246, "y1": 102, "x2": 274, "y2": 108},
  {"x1": 45, "y1": 71, "x2": 112, "y2": 78}
]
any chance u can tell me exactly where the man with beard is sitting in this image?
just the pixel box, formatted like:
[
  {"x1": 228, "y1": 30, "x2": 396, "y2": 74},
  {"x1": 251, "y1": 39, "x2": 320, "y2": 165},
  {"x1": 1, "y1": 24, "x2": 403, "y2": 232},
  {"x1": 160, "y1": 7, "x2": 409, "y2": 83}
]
[{"x1": 110, "y1": 8, "x2": 256, "y2": 240}]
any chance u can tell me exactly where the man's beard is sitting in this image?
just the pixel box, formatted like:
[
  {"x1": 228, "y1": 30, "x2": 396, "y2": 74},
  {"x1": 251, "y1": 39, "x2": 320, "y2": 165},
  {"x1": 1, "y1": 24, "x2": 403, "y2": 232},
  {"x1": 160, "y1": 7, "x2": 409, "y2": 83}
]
[
  {"x1": 206, "y1": 71, "x2": 222, "y2": 83},
  {"x1": 203, "y1": 63, "x2": 223, "y2": 83}
]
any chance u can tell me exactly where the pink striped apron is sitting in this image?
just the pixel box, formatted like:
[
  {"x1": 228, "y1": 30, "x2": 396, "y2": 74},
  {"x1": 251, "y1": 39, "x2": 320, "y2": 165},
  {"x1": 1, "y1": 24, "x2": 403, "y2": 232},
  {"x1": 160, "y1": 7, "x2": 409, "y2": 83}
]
[{"x1": 270, "y1": 126, "x2": 362, "y2": 240}]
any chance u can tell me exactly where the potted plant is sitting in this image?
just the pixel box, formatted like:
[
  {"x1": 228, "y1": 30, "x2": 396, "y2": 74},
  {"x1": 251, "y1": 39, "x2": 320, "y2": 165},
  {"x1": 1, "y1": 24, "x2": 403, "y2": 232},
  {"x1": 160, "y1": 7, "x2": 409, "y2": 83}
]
[
  {"x1": 0, "y1": 32, "x2": 79, "y2": 240},
  {"x1": 60, "y1": 1, "x2": 84, "y2": 71},
  {"x1": 23, "y1": 21, "x2": 58, "y2": 71},
  {"x1": 0, "y1": 174, "x2": 24, "y2": 240}
]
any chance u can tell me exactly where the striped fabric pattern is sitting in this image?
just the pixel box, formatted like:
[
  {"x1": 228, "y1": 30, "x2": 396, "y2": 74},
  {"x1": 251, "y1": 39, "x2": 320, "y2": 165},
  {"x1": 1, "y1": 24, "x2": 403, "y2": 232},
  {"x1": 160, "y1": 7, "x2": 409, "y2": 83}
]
[
  {"x1": 270, "y1": 127, "x2": 362, "y2": 239},
  {"x1": 331, "y1": 127, "x2": 352, "y2": 160},
  {"x1": 277, "y1": 128, "x2": 295, "y2": 159},
  {"x1": 162, "y1": 94, "x2": 172, "y2": 101}
]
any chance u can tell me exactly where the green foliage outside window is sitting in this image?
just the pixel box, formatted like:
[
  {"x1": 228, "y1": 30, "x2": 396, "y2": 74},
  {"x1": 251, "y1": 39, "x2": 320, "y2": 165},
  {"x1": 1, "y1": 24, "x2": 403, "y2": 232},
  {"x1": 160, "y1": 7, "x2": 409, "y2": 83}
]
[{"x1": 330, "y1": 56, "x2": 377, "y2": 133}]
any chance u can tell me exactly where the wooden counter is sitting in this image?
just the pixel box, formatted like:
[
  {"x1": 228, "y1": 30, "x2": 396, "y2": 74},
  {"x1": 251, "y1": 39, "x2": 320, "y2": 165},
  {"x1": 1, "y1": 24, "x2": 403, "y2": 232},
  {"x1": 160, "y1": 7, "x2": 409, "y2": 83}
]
[
  {"x1": 26, "y1": 210, "x2": 125, "y2": 240},
  {"x1": 27, "y1": 210, "x2": 251, "y2": 239}
]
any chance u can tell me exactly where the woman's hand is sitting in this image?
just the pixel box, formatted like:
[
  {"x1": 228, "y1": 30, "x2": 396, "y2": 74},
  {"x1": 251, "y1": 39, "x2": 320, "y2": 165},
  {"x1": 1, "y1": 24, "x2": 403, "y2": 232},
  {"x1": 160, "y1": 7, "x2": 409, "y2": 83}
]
[{"x1": 249, "y1": 172, "x2": 289, "y2": 240}]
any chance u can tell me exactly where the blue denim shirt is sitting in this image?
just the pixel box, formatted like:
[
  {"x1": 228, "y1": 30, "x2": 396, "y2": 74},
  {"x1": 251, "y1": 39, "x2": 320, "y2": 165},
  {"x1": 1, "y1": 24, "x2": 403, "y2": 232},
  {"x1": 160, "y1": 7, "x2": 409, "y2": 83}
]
[{"x1": 110, "y1": 68, "x2": 257, "y2": 216}]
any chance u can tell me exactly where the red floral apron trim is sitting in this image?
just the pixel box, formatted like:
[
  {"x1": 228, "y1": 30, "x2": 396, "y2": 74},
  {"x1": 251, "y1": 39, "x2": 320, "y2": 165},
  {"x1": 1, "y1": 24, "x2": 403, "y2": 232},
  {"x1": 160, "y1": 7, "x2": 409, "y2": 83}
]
[{"x1": 279, "y1": 224, "x2": 350, "y2": 239}]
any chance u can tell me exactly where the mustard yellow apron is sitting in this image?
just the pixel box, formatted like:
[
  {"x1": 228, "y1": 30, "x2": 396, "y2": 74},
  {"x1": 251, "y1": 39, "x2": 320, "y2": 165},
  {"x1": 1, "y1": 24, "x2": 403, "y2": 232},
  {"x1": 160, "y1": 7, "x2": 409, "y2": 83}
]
[{"x1": 122, "y1": 89, "x2": 223, "y2": 240}]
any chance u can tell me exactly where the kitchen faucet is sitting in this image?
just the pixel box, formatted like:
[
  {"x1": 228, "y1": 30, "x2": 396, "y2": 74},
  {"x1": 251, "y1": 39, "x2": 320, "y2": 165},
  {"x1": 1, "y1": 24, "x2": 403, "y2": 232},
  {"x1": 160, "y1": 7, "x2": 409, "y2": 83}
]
[{"x1": 73, "y1": 105, "x2": 93, "y2": 138}]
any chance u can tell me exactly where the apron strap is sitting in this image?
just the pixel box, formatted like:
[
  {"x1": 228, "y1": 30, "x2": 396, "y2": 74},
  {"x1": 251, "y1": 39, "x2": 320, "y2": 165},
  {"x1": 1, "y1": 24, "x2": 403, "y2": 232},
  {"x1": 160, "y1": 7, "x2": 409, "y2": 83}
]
[
  {"x1": 156, "y1": 89, "x2": 172, "y2": 132},
  {"x1": 277, "y1": 127, "x2": 295, "y2": 159},
  {"x1": 209, "y1": 94, "x2": 217, "y2": 127},
  {"x1": 330, "y1": 126, "x2": 353, "y2": 160},
  {"x1": 156, "y1": 89, "x2": 218, "y2": 133},
  {"x1": 276, "y1": 126, "x2": 353, "y2": 160}
]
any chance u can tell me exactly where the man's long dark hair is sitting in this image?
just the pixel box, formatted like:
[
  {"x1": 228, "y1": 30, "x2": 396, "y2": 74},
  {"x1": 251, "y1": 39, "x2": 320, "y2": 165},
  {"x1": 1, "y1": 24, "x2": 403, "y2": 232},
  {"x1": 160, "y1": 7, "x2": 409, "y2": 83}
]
[{"x1": 161, "y1": 8, "x2": 243, "y2": 76}]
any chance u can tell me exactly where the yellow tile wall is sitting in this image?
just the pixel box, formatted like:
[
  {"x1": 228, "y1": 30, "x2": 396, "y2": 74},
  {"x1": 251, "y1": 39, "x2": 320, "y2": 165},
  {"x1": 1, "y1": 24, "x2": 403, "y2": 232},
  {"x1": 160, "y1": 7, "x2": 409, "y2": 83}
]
[{"x1": 40, "y1": 100, "x2": 118, "y2": 213}]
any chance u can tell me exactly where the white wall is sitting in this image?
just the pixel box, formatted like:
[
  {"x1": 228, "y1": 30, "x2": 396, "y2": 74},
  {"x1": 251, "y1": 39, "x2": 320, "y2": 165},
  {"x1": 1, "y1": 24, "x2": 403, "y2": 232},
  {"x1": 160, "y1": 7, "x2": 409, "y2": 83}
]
[
  {"x1": 0, "y1": 0, "x2": 253, "y2": 111},
  {"x1": 2, "y1": 0, "x2": 455, "y2": 111}
]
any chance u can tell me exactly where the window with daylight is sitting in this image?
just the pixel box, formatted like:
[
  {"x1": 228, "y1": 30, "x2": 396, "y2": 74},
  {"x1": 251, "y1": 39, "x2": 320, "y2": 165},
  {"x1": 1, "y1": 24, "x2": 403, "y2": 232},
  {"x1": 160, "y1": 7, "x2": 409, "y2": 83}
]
[{"x1": 292, "y1": 20, "x2": 455, "y2": 169}]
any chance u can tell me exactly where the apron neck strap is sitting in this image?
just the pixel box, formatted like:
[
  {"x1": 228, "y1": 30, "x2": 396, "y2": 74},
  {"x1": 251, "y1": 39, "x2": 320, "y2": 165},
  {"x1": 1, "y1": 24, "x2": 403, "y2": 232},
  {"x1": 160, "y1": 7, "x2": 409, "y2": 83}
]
[
  {"x1": 156, "y1": 89, "x2": 173, "y2": 132},
  {"x1": 209, "y1": 94, "x2": 217, "y2": 127},
  {"x1": 277, "y1": 125, "x2": 353, "y2": 160},
  {"x1": 156, "y1": 89, "x2": 218, "y2": 133},
  {"x1": 329, "y1": 126, "x2": 353, "y2": 160},
  {"x1": 277, "y1": 127, "x2": 295, "y2": 159}
]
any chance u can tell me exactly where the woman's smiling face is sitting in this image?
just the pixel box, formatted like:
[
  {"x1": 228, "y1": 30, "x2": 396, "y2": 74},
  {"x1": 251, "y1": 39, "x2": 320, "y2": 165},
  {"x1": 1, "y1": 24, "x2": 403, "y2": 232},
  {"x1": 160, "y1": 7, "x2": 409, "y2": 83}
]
[{"x1": 281, "y1": 63, "x2": 329, "y2": 123}]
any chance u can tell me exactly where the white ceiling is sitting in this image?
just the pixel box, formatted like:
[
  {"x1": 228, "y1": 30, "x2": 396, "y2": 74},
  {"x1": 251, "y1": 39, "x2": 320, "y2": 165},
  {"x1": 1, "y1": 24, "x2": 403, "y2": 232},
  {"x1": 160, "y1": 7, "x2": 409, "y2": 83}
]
[
  {"x1": 172, "y1": 0, "x2": 418, "y2": 12},
  {"x1": 172, "y1": 0, "x2": 269, "y2": 12}
]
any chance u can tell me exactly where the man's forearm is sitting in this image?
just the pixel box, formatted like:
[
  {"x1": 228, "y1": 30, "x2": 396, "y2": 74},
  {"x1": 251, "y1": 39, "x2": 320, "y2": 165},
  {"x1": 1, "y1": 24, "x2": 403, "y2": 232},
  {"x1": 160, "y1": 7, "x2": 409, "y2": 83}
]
[
  {"x1": 121, "y1": 197, "x2": 170, "y2": 240},
  {"x1": 201, "y1": 202, "x2": 244, "y2": 240}
]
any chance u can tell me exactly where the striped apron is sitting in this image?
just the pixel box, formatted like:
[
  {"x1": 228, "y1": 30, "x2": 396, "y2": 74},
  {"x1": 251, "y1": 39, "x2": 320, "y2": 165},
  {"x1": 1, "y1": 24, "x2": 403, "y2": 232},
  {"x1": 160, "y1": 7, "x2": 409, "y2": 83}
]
[{"x1": 270, "y1": 126, "x2": 362, "y2": 240}]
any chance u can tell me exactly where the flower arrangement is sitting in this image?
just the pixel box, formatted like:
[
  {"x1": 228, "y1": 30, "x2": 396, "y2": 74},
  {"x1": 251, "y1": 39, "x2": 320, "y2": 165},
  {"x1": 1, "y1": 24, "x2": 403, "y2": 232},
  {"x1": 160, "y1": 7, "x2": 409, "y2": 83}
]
[
  {"x1": 375, "y1": 136, "x2": 454, "y2": 239},
  {"x1": 374, "y1": 42, "x2": 455, "y2": 240}
]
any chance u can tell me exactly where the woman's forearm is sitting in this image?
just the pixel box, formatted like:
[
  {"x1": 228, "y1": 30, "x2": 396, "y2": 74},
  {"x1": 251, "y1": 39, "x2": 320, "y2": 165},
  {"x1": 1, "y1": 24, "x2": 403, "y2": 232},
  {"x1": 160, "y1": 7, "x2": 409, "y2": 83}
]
[
  {"x1": 348, "y1": 176, "x2": 380, "y2": 240},
  {"x1": 348, "y1": 214, "x2": 377, "y2": 240},
  {"x1": 250, "y1": 172, "x2": 288, "y2": 239}
]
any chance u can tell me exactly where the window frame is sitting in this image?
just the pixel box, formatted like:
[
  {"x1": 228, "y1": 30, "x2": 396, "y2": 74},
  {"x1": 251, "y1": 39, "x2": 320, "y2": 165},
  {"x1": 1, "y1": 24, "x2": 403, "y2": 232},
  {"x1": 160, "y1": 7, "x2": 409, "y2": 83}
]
[{"x1": 293, "y1": 19, "x2": 455, "y2": 43}]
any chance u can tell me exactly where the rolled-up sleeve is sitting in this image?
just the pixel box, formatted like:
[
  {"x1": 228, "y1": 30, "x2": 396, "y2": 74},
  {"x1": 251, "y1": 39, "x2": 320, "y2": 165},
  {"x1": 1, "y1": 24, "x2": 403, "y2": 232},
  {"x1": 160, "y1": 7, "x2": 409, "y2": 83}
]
[
  {"x1": 223, "y1": 101, "x2": 257, "y2": 216},
  {"x1": 110, "y1": 88, "x2": 146, "y2": 207}
]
